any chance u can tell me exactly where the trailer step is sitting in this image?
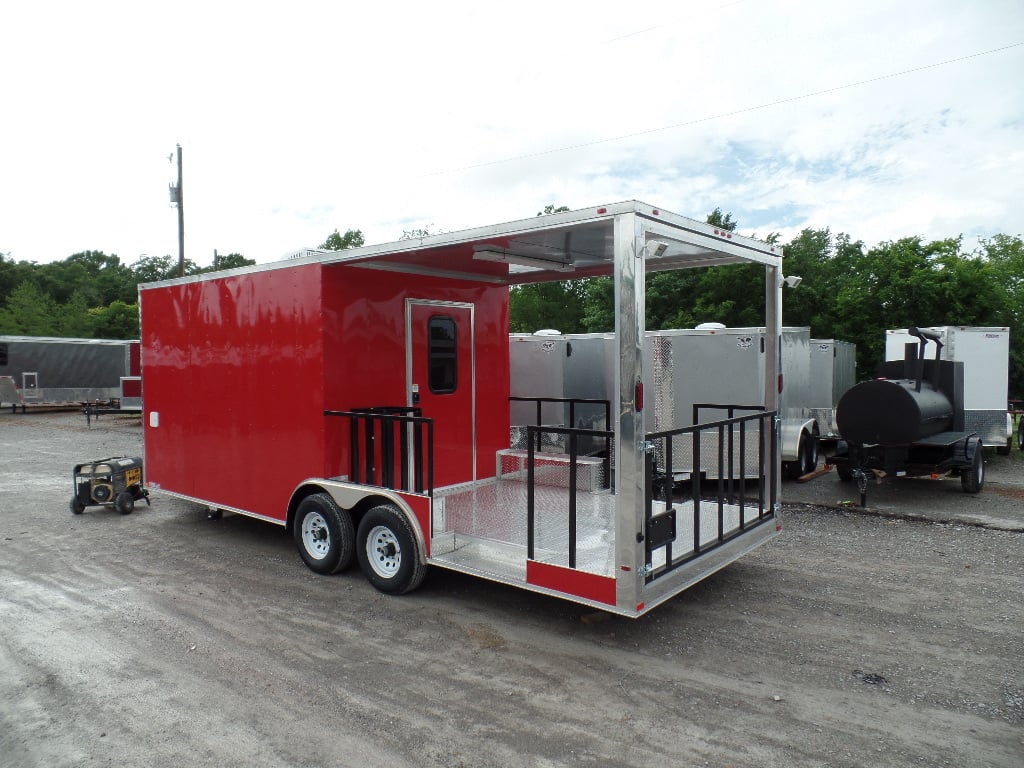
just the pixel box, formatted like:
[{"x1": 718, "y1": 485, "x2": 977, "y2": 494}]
[{"x1": 496, "y1": 449, "x2": 607, "y2": 492}]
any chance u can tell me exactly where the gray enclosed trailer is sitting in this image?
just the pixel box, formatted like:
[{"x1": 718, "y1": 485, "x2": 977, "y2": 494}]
[
  {"x1": 808, "y1": 338, "x2": 857, "y2": 445},
  {"x1": 0, "y1": 335, "x2": 140, "y2": 406}
]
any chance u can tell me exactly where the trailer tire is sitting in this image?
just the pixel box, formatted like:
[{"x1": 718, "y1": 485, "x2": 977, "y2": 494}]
[
  {"x1": 356, "y1": 504, "x2": 426, "y2": 595},
  {"x1": 70, "y1": 496, "x2": 85, "y2": 515},
  {"x1": 1018, "y1": 419, "x2": 1024, "y2": 451},
  {"x1": 787, "y1": 432, "x2": 817, "y2": 479},
  {"x1": 114, "y1": 491, "x2": 135, "y2": 515},
  {"x1": 294, "y1": 493, "x2": 355, "y2": 575},
  {"x1": 960, "y1": 440, "x2": 984, "y2": 494}
]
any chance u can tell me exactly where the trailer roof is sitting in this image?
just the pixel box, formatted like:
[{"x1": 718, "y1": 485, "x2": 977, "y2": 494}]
[
  {"x1": 0, "y1": 335, "x2": 138, "y2": 345},
  {"x1": 139, "y1": 200, "x2": 782, "y2": 290}
]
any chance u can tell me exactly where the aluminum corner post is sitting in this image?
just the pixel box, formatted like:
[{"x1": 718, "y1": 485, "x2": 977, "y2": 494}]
[
  {"x1": 766, "y1": 261, "x2": 783, "y2": 507},
  {"x1": 613, "y1": 212, "x2": 646, "y2": 610}
]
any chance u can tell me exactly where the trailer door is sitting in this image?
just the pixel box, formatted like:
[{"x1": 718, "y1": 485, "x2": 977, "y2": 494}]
[{"x1": 406, "y1": 301, "x2": 475, "y2": 488}]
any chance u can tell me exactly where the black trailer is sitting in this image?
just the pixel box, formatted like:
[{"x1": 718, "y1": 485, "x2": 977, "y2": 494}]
[{"x1": 832, "y1": 326, "x2": 984, "y2": 505}]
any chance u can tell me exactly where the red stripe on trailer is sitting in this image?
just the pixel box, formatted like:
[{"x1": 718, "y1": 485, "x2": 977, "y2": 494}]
[{"x1": 526, "y1": 560, "x2": 616, "y2": 606}]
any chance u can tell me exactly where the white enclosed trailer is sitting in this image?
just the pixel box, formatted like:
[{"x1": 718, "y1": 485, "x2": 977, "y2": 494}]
[{"x1": 885, "y1": 327, "x2": 1012, "y2": 452}]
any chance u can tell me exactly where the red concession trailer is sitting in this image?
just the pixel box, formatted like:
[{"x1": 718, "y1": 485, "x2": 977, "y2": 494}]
[{"x1": 140, "y1": 201, "x2": 784, "y2": 617}]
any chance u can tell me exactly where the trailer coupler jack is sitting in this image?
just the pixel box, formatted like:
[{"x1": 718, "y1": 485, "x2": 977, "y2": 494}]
[{"x1": 853, "y1": 469, "x2": 869, "y2": 508}]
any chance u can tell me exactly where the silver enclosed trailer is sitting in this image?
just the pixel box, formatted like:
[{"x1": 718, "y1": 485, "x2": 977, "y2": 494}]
[
  {"x1": 885, "y1": 326, "x2": 1012, "y2": 452},
  {"x1": 509, "y1": 332, "x2": 614, "y2": 453},
  {"x1": 808, "y1": 338, "x2": 857, "y2": 444},
  {"x1": 510, "y1": 326, "x2": 818, "y2": 478},
  {"x1": 646, "y1": 326, "x2": 816, "y2": 479},
  {"x1": 0, "y1": 335, "x2": 140, "y2": 405}
]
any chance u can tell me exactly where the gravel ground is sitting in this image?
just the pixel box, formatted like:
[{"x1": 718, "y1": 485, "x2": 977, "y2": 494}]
[{"x1": 1, "y1": 411, "x2": 1022, "y2": 768}]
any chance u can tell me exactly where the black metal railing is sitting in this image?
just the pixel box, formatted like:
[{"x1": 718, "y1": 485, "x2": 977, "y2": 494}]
[
  {"x1": 509, "y1": 397, "x2": 610, "y2": 475},
  {"x1": 324, "y1": 407, "x2": 434, "y2": 496},
  {"x1": 525, "y1": 424, "x2": 613, "y2": 569},
  {"x1": 644, "y1": 409, "x2": 777, "y2": 583}
]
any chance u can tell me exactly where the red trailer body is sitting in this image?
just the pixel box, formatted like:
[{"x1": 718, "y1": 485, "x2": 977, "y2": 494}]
[
  {"x1": 142, "y1": 263, "x2": 508, "y2": 520},
  {"x1": 140, "y1": 202, "x2": 784, "y2": 617}
]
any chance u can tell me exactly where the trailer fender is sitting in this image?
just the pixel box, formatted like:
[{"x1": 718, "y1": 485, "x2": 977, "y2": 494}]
[
  {"x1": 996, "y1": 414, "x2": 1013, "y2": 455},
  {"x1": 287, "y1": 480, "x2": 428, "y2": 565},
  {"x1": 779, "y1": 418, "x2": 816, "y2": 462}
]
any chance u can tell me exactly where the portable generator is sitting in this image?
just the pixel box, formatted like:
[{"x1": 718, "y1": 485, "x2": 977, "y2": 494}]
[{"x1": 70, "y1": 456, "x2": 150, "y2": 515}]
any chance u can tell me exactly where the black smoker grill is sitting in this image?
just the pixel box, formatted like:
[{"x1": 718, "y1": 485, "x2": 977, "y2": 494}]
[{"x1": 70, "y1": 456, "x2": 150, "y2": 515}]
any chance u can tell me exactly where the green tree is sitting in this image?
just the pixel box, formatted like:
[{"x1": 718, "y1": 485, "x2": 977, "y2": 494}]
[
  {"x1": 0, "y1": 282, "x2": 59, "y2": 335},
  {"x1": 978, "y1": 234, "x2": 1024, "y2": 398},
  {"x1": 129, "y1": 254, "x2": 204, "y2": 282},
  {"x1": 581, "y1": 277, "x2": 614, "y2": 332},
  {"x1": 89, "y1": 300, "x2": 139, "y2": 339},
  {"x1": 400, "y1": 226, "x2": 437, "y2": 240},
  {"x1": 130, "y1": 255, "x2": 178, "y2": 283},
  {"x1": 206, "y1": 252, "x2": 255, "y2": 272},
  {"x1": 509, "y1": 281, "x2": 587, "y2": 333},
  {"x1": 56, "y1": 291, "x2": 96, "y2": 337},
  {"x1": 706, "y1": 207, "x2": 738, "y2": 231},
  {"x1": 537, "y1": 204, "x2": 570, "y2": 216},
  {"x1": 320, "y1": 229, "x2": 365, "y2": 250},
  {"x1": 0, "y1": 254, "x2": 38, "y2": 305}
]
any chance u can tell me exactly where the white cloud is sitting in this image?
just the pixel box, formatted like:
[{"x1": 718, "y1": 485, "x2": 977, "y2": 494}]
[{"x1": 1, "y1": 0, "x2": 1022, "y2": 267}]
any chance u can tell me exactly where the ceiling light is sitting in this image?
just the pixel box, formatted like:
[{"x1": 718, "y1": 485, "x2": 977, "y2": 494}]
[{"x1": 472, "y1": 248, "x2": 575, "y2": 272}]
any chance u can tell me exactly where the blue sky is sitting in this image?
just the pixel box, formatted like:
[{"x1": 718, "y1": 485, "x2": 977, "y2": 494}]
[{"x1": 1, "y1": 0, "x2": 1022, "y2": 266}]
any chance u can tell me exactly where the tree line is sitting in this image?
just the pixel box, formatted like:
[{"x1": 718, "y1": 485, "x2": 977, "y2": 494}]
[
  {"x1": 1, "y1": 216, "x2": 1020, "y2": 397},
  {"x1": 0, "y1": 251, "x2": 256, "y2": 339}
]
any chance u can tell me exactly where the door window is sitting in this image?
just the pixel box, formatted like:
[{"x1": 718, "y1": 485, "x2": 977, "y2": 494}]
[{"x1": 428, "y1": 315, "x2": 457, "y2": 393}]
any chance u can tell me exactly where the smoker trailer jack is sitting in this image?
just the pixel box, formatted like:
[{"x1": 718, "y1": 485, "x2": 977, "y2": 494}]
[{"x1": 70, "y1": 457, "x2": 150, "y2": 515}]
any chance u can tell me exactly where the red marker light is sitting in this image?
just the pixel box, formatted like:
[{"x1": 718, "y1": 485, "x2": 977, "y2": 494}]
[{"x1": 635, "y1": 381, "x2": 644, "y2": 411}]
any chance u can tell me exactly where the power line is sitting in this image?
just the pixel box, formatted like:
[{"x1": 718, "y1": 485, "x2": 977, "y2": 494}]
[{"x1": 420, "y1": 41, "x2": 1023, "y2": 178}]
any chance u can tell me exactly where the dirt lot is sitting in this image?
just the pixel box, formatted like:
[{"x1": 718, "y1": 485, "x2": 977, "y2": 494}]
[{"x1": 1, "y1": 412, "x2": 1021, "y2": 768}]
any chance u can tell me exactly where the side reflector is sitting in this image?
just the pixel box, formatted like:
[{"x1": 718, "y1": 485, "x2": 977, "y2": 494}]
[{"x1": 636, "y1": 381, "x2": 644, "y2": 411}]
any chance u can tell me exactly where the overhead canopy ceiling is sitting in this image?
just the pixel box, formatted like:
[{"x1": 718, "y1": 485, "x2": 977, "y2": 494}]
[{"x1": 322, "y1": 201, "x2": 782, "y2": 284}]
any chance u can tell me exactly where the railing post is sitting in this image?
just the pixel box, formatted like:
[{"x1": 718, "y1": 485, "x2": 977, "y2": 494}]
[
  {"x1": 349, "y1": 414, "x2": 360, "y2": 483},
  {"x1": 644, "y1": 447, "x2": 654, "y2": 575},
  {"x1": 604, "y1": 400, "x2": 612, "y2": 490},
  {"x1": 739, "y1": 419, "x2": 747, "y2": 526},
  {"x1": 381, "y1": 414, "x2": 394, "y2": 489},
  {"x1": 692, "y1": 426, "x2": 701, "y2": 554},
  {"x1": 527, "y1": 426, "x2": 536, "y2": 560},
  {"x1": 568, "y1": 430, "x2": 578, "y2": 568}
]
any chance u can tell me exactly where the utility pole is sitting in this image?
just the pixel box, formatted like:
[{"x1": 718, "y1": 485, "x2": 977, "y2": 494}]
[{"x1": 175, "y1": 144, "x2": 184, "y2": 277}]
